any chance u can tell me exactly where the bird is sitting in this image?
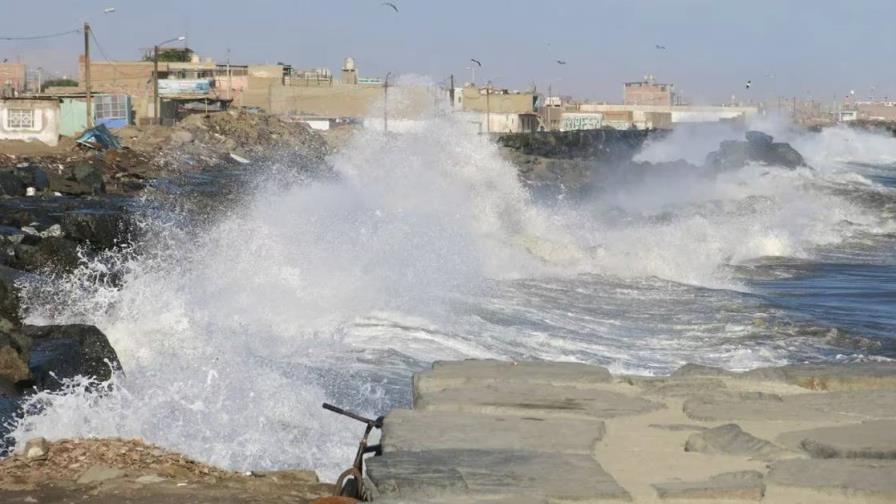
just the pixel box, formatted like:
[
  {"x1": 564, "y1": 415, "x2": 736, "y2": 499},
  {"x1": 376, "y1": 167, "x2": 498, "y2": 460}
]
[
  {"x1": 381, "y1": 2, "x2": 399, "y2": 13},
  {"x1": 656, "y1": 44, "x2": 667, "y2": 50},
  {"x1": 556, "y1": 60, "x2": 567, "y2": 65},
  {"x1": 745, "y1": 80, "x2": 752, "y2": 90},
  {"x1": 470, "y1": 58, "x2": 482, "y2": 67}
]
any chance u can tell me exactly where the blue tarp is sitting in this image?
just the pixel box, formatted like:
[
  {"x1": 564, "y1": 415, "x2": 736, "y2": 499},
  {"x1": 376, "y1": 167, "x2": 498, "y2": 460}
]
[{"x1": 76, "y1": 124, "x2": 122, "y2": 150}]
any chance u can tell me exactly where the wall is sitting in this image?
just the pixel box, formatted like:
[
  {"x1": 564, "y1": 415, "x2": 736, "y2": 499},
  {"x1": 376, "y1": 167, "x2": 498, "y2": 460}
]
[
  {"x1": 560, "y1": 112, "x2": 603, "y2": 131},
  {"x1": 624, "y1": 81, "x2": 672, "y2": 106},
  {"x1": 577, "y1": 104, "x2": 756, "y2": 124},
  {"x1": 0, "y1": 63, "x2": 27, "y2": 92},
  {"x1": 459, "y1": 87, "x2": 536, "y2": 114},
  {"x1": 0, "y1": 99, "x2": 59, "y2": 146},
  {"x1": 857, "y1": 104, "x2": 896, "y2": 121},
  {"x1": 242, "y1": 83, "x2": 432, "y2": 118}
]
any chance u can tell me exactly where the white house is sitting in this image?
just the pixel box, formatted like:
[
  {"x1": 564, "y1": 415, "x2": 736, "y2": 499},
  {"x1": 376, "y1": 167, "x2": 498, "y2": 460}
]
[{"x1": 0, "y1": 97, "x2": 60, "y2": 146}]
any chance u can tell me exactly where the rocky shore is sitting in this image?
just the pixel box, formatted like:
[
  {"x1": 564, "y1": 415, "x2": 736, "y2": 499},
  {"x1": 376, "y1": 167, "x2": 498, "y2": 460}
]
[{"x1": 367, "y1": 359, "x2": 896, "y2": 503}]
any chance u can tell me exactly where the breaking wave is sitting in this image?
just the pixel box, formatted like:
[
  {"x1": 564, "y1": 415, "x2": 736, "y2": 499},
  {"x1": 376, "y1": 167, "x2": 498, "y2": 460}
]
[{"x1": 7, "y1": 96, "x2": 896, "y2": 478}]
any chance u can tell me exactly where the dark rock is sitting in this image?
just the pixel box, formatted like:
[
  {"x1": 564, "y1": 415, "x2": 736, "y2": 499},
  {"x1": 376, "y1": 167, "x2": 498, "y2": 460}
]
[
  {"x1": 745, "y1": 130, "x2": 774, "y2": 146},
  {"x1": 11, "y1": 237, "x2": 81, "y2": 273},
  {"x1": 60, "y1": 209, "x2": 128, "y2": 249},
  {"x1": 497, "y1": 129, "x2": 656, "y2": 162},
  {"x1": 0, "y1": 171, "x2": 25, "y2": 197},
  {"x1": 705, "y1": 131, "x2": 807, "y2": 170},
  {"x1": 14, "y1": 165, "x2": 50, "y2": 191},
  {"x1": 71, "y1": 161, "x2": 106, "y2": 194},
  {"x1": 23, "y1": 324, "x2": 121, "y2": 389},
  {"x1": 0, "y1": 265, "x2": 23, "y2": 326},
  {"x1": 47, "y1": 171, "x2": 96, "y2": 196}
]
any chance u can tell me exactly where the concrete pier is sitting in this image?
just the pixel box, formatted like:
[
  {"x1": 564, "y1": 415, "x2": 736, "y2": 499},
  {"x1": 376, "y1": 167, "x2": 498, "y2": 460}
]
[{"x1": 367, "y1": 359, "x2": 896, "y2": 503}]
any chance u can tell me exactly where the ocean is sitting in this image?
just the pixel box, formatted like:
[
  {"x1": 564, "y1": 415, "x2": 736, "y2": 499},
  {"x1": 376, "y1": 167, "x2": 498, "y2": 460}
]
[{"x1": 5, "y1": 114, "x2": 895, "y2": 479}]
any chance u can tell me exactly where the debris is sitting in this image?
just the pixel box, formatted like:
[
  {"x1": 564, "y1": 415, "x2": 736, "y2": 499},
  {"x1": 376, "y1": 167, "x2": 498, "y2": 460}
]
[
  {"x1": 75, "y1": 124, "x2": 122, "y2": 151},
  {"x1": 229, "y1": 153, "x2": 250, "y2": 164}
]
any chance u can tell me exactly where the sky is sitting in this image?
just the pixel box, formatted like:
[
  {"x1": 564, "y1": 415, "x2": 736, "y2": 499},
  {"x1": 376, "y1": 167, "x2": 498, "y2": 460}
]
[{"x1": 2, "y1": 0, "x2": 895, "y2": 104}]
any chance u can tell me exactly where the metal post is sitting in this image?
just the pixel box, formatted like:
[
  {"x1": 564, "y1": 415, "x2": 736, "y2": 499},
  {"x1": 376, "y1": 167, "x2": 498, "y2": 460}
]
[
  {"x1": 384, "y1": 72, "x2": 391, "y2": 134},
  {"x1": 84, "y1": 23, "x2": 93, "y2": 128},
  {"x1": 226, "y1": 48, "x2": 232, "y2": 100},
  {"x1": 153, "y1": 45, "x2": 160, "y2": 124},
  {"x1": 485, "y1": 81, "x2": 491, "y2": 134}
]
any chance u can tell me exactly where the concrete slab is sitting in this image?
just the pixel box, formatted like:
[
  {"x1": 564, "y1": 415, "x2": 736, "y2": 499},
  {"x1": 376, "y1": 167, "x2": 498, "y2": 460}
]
[
  {"x1": 382, "y1": 409, "x2": 605, "y2": 455},
  {"x1": 652, "y1": 471, "x2": 765, "y2": 501},
  {"x1": 683, "y1": 390, "x2": 896, "y2": 422},
  {"x1": 366, "y1": 449, "x2": 631, "y2": 502},
  {"x1": 672, "y1": 362, "x2": 896, "y2": 391},
  {"x1": 416, "y1": 382, "x2": 663, "y2": 420},
  {"x1": 767, "y1": 459, "x2": 896, "y2": 497},
  {"x1": 684, "y1": 424, "x2": 782, "y2": 458},
  {"x1": 415, "y1": 360, "x2": 612, "y2": 397},
  {"x1": 777, "y1": 420, "x2": 896, "y2": 459}
]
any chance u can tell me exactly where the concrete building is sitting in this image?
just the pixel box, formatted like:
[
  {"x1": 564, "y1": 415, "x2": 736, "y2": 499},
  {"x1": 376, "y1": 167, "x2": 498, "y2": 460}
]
[
  {"x1": 857, "y1": 102, "x2": 896, "y2": 122},
  {"x1": 577, "y1": 103, "x2": 755, "y2": 125},
  {"x1": 0, "y1": 97, "x2": 60, "y2": 146},
  {"x1": 0, "y1": 63, "x2": 27, "y2": 96},
  {"x1": 624, "y1": 75, "x2": 674, "y2": 106},
  {"x1": 456, "y1": 85, "x2": 537, "y2": 114}
]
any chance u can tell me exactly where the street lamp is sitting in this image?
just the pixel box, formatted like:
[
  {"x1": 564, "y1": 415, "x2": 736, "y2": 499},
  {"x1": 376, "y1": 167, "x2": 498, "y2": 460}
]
[{"x1": 153, "y1": 36, "x2": 186, "y2": 124}]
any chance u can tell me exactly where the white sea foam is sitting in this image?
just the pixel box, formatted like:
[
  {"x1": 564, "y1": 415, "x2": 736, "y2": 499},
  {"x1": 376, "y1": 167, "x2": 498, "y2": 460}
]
[{"x1": 8, "y1": 92, "x2": 896, "y2": 478}]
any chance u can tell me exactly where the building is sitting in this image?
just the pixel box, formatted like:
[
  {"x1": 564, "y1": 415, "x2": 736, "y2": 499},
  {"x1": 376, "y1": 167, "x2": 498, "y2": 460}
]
[
  {"x1": 624, "y1": 75, "x2": 674, "y2": 106},
  {"x1": 857, "y1": 102, "x2": 896, "y2": 122},
  {"x1": 0, "y1": 97, "x2": 60, "y2": 146},
  {"x1": 455, "y1": 85, "x2": 537, "y2": 114},
  {"x1": 0, "y1": 63, "x2": 27, "y2": 96},
  {"x1": 577, "y1": 103, "x2": 755, "y2": 126}
]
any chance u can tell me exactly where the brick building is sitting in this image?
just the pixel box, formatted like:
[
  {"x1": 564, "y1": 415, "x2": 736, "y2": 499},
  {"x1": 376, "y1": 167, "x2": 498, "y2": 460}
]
[
  {"x1": 623, "y1": 75, "x2": 674, "y2": 106},
  {"x1": 0, "y1": 63, "x2": 27, "y2": 95}
]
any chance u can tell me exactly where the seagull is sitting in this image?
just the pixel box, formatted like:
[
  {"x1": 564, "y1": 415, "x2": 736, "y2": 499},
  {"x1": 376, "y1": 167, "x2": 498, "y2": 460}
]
[
  {"x1": 470, "y1": 58, "x2": 482, "y2": 67},
  {"x1": 381, "y1": 2, "x2": 399, "y2": 13},
  {"x1": 556, "y1": 60, "x2": 567, "y2": 65},
  {"x1": 656, "y1": 44, "x2": 667, "y2": 50},
  {"x1": 745, "y1": 80, "x2": 752, "y2": 90}
]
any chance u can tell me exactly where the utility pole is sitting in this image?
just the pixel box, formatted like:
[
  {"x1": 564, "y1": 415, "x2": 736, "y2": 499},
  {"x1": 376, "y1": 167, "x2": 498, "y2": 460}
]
[
  {"x1": 449, "y1": 74, "x2": 454, "y2": 108},
  {"x1": 84, "y1": 23, "x2": 93, "y2": 128},
  {"x1": 153, "y1": 45, "x2": 160, "y2": 124},
  {"x1": 226, "y1": 48, "x2": 232, "y2": 101},
  {"x1": 485, "y1": 81, "x2": 491, "y2": 135},
  {"x1": 384, "y1": 72, "x2": 391, "y2": 135}
]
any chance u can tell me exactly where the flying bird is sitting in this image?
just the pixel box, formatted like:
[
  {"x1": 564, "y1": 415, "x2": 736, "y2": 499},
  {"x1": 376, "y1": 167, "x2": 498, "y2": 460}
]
[
  {"x1": 745, "y1": 80, "x2": 752, "y2": 90},
  {"x1": 470, "y1": 58, "x2": 482, "y2": 67},
  {"x1": 556, "y1": 60, "x2": 567, "y2": 65},
  {"x1": 381, "y1": 2, "x2": 399, "y2": 13},
  {"x1": 656, "y1": 44, "x2": 667, "y2": 50}
]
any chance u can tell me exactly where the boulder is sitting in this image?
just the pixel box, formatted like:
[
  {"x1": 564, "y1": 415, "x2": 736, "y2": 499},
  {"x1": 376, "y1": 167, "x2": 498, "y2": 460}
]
[
  {"x1": 704, "y1": 131, "x2": 807, "y2": 170},
  {"x1": 14, "y1": 165, "x2": 50, "y2": 192},
  {"x1": 24, "y1": 437, "x2": 49, "y2": 460},
  {"x1": 777, "y1": 420, "x2": 896, "y2": 459},
  {"x1": 71, "y1": 161, "x2": 106, "y2": 195},
  {"x1": 60, "y1": 209, "x2": 128, "y2": 249},
  {"x1": 0, "y1": 171, "x2": 25, "y2": 197},
  {"x1": 12, "y1": 237, "x2": 81, "y2": 273},
  {"x1": 47, "y1": 171, "x2": 97, "y2": 196},
  {"x1": 76, "y1": 464, "x2": 126, "y2": 484},
  {"x1": 653, "y1": 471, "x2": 765, "y2": 501},
  {"x1": 683, "y1": 390, "x2": 896, "y2": 422},
  {"x1": 0, "y1": 265, "x2": 23, "y2": 326},
  {"x1": 685, "y1": 423, "x2": 782, "y2": 457},
  {"x1": 0, "y1": 329, "x2": 31, "y2": 384},
  {"x1": 23, "y1": 324, "x2": 121, "y2": 389}
]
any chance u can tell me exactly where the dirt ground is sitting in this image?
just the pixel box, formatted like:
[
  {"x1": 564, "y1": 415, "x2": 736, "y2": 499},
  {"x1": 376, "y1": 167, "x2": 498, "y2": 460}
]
[{"x1": 0, "y1": 438, "x2": 334, "y2": 504}]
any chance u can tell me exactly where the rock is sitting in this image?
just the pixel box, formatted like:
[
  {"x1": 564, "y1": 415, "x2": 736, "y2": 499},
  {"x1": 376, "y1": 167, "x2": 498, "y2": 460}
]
[
  {"x1": 382, "y1": 409, "x2": 605, "y2": 455},
  {"x1": 747, "y1": 362, "x2": 896, "y2": 391},
  {"x1": 0, "y1": 171, "x2": 25, "y2": 197},
  {"x1": 60, "y1": 209, "x2": 128, "y2": 249},
  {"x1": 704, "y1": 131, "x2": 806, "y2": 170},
  {"x1": 0, "y1": 329, "x2": 31, "y2": 383},
  {"x1": 777, "y1": 420, "x2": 896, "y2": 459},
  {"x1": 23, "y1": 324, "x2": 121, "y2": 389},
  {"x1": 14, "y1": 166, "x2": 49, "y2": 192},
  {"x1": 366, "y1": 449, "x2": 630, "y2": 502},
  {"x1": 683, "y1": 390, "x2": 896, "y2": 422},
  {"x1": 649, "y1": 423, "x2": 708, "y2": 432},
  {"x1": 47, "y1": 171, "x2": 96, "y2": 196},
  {"x1": 169, "y1": 130, "x2": 194, "y2": 145},
  {"x1": 671, "y1": 363, "x2": 734, "y2": 379},
  {"x1": 24, "y1": 437, "x2": 49, "y2": 460},
  {"x1": 134, "y1": 474, "x2": 168, "y2": 484},
  {"x1": 0, "y1": 265, "x2": 23, "y2": 325},
  {"x1": 415, "y1": 359, "x2": 612, "y2": 396},
  {"x1": 630, "y1": 376, "x2": 728, "y2": 397},
  {"x1": 745, "y1": 130, "x2": 774, "y2": 146},
  {"x1": 653, "y1": 471, "x2": 765, "y2": 501},
  {"x1": 767, "y1": 459, "x2": 896, "y2": 498},
  {"x1": 71, "y1": 161, "x2": 105, "y2": 195},
  {"x1": 416, "y1": 381, "x2": 663, "y2": 420},
  {"x1": 685, "y1": 423, "x2": 782, "y2": 457},
  {"x1": 76, "y1": 464, "x2": 125, "y2": 484},
  {"x1": 12, "y1": 237, "x2": 81, "y2": 273}
]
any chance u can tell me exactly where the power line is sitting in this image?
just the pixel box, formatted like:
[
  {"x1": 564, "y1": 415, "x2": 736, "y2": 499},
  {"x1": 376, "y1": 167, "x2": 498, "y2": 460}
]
[{"x1": 0, "y1": 28, "x2": 81, "y2": 41}]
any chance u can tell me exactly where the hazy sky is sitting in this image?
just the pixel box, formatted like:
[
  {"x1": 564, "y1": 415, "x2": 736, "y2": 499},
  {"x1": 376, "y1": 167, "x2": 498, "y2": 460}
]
[{"x1": 2, "y1": 0, "x2": 895, "y2": 104}]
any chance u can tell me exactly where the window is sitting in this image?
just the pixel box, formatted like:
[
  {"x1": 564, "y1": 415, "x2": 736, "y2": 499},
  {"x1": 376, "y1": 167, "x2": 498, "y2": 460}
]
[
  {"x1": 94, "y1": 95, "x2": 128, "y2": 121},
  {"x1": 7, "y1": 109, "x2": 34, "y2": 129}
]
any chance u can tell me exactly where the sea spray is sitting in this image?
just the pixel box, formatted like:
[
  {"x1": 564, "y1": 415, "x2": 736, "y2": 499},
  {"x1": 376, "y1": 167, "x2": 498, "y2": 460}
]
[{"x1": 9, "y1": 101, "x2": 896, "y2": 478}]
